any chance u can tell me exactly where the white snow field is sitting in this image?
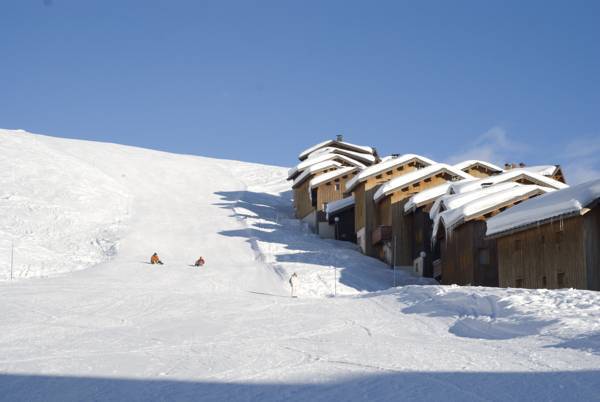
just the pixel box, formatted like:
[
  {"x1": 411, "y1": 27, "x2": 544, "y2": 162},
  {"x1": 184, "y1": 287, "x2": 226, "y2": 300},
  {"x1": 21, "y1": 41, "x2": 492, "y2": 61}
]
[{"x1": 0, "y1": 129, "x2": 599, "y2": 401}]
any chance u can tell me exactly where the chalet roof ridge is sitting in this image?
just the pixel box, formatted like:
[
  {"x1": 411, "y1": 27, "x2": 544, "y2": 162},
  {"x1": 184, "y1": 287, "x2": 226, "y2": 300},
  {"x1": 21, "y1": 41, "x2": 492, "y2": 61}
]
[
  {"x1": 291, "y1": 160, "x2": 342, "y2": 188},
  {"x1": 345, "y1": 153, "x2": 437, "y2": 193},
  {"x1": 453, "y1": 159, "x2": 504, "y2": 173},
  {"x1": 433, "y1": 184, "x2": 555, "y2": 241},
  {"x1": 298, "y1": 140, "x2": 375, "y2": 161},
  {"x1": 429, "y1": 181, "x2": 523, "y2": 220},
  {"x1": 309, "y1": 166, "x2": 359, "y2": 189},
  {"x1": 373, "y1": 163, "x2": 473, "y2": 203},
  {"x1": 486, "y1": 177, "x2": 600, "y2": 238},
  {"x1": 287, "y1": 153, "x2": 366, "y2": 180},
  {"x1": 447, "y1": 168, "x2": 568, "y2": 194},
  {"x1": 306, "y1": 147, "x2": 377, "y2": 164}
]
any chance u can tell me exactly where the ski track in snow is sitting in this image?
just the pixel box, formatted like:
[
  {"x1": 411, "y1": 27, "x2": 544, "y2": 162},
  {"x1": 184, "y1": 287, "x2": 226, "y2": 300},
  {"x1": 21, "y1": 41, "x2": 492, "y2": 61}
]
[{"x1": 0, "y1": 129, "x2": 599, "y2": 402}]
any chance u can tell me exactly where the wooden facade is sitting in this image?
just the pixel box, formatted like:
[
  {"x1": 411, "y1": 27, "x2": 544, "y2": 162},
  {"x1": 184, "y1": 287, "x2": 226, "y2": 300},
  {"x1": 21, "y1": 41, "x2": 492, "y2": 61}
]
[
  {"x1": 352, "y1": 160, "x2": 427, "y2": 256},
  {"x1": 408, "y1": 205, "x2": 437, "y2": 277},
  {"x1": 312, "y1": 171, "x2": 358, "y2": 214},
  {"x1": 375, "y1": 171, "x2": 463, "y2": 267},
  {"x1": 462, "y1": 164, "x2": 502, "y2": 178},
  {"x1": 494, "y1": 205, "x2": 600, "y2": 290},
  {"x1": 435, "y1": 190, "x2": 546, "y2": 286},
  {"x1": 292, "y1": 166, "x2": 338, "y2": 219},
  {"x1": 437, "y1": 220, "x2": 499, "y2": 286}
]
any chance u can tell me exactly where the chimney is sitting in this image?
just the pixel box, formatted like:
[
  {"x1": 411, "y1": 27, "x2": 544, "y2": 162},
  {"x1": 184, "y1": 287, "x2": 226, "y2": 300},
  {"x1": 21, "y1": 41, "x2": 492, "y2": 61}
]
[
  {"x1": 519, "y1": 162, "x2": 526, "y2": 168},
  {"x1": 336, "y1": 134, "x2": 343, "y2": 142},
  {"x1": 504, "y1": 163, "x2": 511, "y2": 170},
  {"x1": 391, "y1": 153, "x2": 400, "y2": 158}
]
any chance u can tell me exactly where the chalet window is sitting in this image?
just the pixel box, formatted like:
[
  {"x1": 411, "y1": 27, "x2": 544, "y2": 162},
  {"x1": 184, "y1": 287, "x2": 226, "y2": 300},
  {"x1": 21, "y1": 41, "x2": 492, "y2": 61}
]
[
  {"x1": 397, "y1": 166, "x2": 404, "y2": 171},
  {"x1": 557, "y1": 272, "x2": 566, "y2": 288},
  {"x1": 515, "y1": 278, "x2": 524, "y2": 288},
  {"x1": 412, "y1": 182, "x2": 420, "y2": 188},
  {"x1": 376, "y1": 174, "x2": 383, "y2": 179},
  {"x1": 334, "y1": 183, "x2": 340, "y2": 191},
  {"x1": 386, "y1": 171, "x2": 393, "y2": 176},
  {"x1": 478, "y1": 248, "x2": 490, "y2": 265},
  {"x1": 424, "y1": 177, "x2": 431, "y2": 183}
]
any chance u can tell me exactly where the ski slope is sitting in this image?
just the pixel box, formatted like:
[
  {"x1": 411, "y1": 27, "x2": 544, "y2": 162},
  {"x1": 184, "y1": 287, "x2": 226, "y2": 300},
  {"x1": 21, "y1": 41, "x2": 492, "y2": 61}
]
[{"x1": 0, "y1": 129, "x2": 599, "y2": 401}]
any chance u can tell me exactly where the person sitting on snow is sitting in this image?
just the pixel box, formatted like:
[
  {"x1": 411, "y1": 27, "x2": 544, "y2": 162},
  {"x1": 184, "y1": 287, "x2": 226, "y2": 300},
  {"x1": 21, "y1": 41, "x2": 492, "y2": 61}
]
[
  {"x1": 289, "y1": 272, "x2": 298, "y2": 298},
  {"x1": 194, "y1": 256, "x2": 205, "y2": 267},
  {"x1": 150, "y1": 253, "x2": 163, "y2": 265}
]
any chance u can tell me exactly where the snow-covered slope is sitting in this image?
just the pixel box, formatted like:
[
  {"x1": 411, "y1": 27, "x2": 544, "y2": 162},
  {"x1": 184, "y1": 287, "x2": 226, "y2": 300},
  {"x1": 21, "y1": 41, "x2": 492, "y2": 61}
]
[{"x1": 0, "y1": 129, "x2": 599, "y2": 402}]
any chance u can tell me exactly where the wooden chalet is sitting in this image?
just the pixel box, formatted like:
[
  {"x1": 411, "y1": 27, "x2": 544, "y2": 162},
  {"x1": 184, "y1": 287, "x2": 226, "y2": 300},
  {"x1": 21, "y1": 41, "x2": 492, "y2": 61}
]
[
  {"x1": 433, "y1": 185, "x2": 552, "y2": 286},
  {"x1": 372, "y1": 164, "x2": 472, "y2": 267},
  {"x1": 344, "y1": 154, "x2": 436, "y2": 256},
  {"x1": 290, "y1": 154, "x2": 365, "y2": 226},
  {"x1": 486, "y1": 179, "x2": 600, "y2": 290},
  {"x1": 403, "y1": 182, "x2": 455, "y2": 278},
  {"x1": 453, "y1": 160, "x2": 504, "y2": 178},
  {"x1": 309, "y1": 166, "x2": 360, "y2": 237},
  {"x1": 325, "y1": 196, "x2": 356, "y2": 242}
]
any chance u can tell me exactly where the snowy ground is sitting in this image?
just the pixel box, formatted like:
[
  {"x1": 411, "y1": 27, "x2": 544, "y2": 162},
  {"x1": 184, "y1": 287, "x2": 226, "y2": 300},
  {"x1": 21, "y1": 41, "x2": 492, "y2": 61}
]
[{"x1": 0, "y1": 129, "x2": 599, "y2": 401}]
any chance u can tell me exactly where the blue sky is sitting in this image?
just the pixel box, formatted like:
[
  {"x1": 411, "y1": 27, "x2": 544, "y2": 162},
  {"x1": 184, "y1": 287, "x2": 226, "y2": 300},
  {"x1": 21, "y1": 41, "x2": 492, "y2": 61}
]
[{"x1": 1, "y1": 1, "x2": 599, "y2": 182}]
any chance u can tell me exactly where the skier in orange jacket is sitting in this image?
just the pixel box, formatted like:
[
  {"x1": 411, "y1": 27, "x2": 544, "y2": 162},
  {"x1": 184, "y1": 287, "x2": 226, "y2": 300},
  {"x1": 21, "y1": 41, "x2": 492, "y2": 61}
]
[{"x1": 150, "y1": 253, "x2": 163, "y2": 265}]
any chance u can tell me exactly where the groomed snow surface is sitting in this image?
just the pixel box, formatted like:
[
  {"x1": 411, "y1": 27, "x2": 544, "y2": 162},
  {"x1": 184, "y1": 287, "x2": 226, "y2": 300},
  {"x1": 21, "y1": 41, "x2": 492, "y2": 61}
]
[{"x1": 1, "y1": 129, "x2": 599, "y2": 402}]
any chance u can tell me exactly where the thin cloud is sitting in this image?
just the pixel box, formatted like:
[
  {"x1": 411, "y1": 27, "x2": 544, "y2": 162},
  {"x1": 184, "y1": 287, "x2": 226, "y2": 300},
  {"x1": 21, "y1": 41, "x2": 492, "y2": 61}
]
[
  {"x1": 446, "y1": 126, "x2": 526, "y2": 166},
  {"x1": 562, "y1": 136, "x2": 600, "y2": 184}
]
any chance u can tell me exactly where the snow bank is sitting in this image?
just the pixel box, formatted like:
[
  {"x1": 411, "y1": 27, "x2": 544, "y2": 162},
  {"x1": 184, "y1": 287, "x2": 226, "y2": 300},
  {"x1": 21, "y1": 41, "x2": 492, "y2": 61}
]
[
  {"x1": 486, "y1": 178, "x2": 600, "y2": 237},
  {"x1": 0, "y1": 129, "x2": 131, "y2": 279}
]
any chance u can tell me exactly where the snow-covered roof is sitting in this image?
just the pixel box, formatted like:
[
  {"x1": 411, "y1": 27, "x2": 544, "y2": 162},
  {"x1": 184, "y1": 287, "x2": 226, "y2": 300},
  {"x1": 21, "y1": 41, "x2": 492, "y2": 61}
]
[
  {"x1": 403, "y1": 182, "x2": 453, "y2": 214},
  {"x1": 298, "y1": 140, "x2": 375, "y2": 161},
  {"x1": 429, "y1": 182, "x2": 522, "y2": 220},
  {"x1": 373, "y1": 164, "x2": 473, "y2": 203},
  {"x1": 292, "y1": 160, "x2": 341, "y2": 188},
  {"x1": 345, "y1": 154, "x2": 437, "y2": 193},
  {"x1": 433, "y1": 185, "x2": 554, "y2": 241},
  {"x1": 447, "y1": 169, "x2": 568, "y2": 195},
  {"x1": 520, "y1": 165, "x2": 560, "y2": 177},
  {"x1": 307, "y1": 147, "x2": 377, "y2": 165},
  {"x1": 453, "y1": 159, "x2": 504, "y2": 173},
  {"x1": 325, "y1": 195, "x2": 355, "y2": 219},
  {"x1": 288, "y1": 153, "x2": 366, "y2": 180},
  {"x1": 309, "y1": 166, "x2": 358, "y2": 189},
  {"x1": 486, "y1": 178, "x2": 600, "y2": 237}
]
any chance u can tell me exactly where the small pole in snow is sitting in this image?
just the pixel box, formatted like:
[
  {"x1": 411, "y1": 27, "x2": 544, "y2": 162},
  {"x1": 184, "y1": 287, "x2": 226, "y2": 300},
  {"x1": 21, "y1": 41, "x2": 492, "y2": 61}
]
[
  {"x1": 10, "y1": 241, "x2": 14, "y2": 281},
  {"x1": 393, "y1": 235, "x2": 397, "y2": 287},
  {"x1": 332, "y1": 265, "x2": 337, "y2": 297}
]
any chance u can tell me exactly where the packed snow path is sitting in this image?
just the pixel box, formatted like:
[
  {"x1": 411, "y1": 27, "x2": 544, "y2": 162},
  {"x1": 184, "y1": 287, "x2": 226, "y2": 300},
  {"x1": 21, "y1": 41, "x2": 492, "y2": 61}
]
[{"x1": 0, "y1": 130, "x2": 599, "y2": 401}]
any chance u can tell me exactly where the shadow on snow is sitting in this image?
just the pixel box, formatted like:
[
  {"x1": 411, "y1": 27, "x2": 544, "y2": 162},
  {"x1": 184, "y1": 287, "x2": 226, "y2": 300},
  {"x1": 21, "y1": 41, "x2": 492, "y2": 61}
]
[
  {"x1": 213, "y1": 190, "x2": 401, "y2": 293},
  {"x1": 1, "y1": 370, "x2": 600, "y2": 402}
]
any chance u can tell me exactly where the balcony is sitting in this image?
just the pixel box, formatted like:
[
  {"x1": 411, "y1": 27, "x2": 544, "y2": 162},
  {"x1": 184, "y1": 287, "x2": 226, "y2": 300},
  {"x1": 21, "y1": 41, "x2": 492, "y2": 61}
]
[{"x1": 371, "y1": 225, "x2": 392, "y2": 245}]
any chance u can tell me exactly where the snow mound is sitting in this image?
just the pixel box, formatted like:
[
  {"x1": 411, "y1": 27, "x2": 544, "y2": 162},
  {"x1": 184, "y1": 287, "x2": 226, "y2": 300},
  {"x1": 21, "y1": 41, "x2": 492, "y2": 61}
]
[{"x1": 0, "y1": 129, "x2": 131, "y2": 279}]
